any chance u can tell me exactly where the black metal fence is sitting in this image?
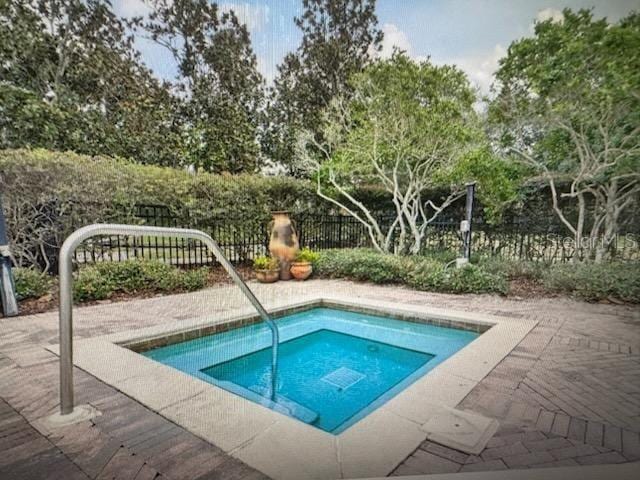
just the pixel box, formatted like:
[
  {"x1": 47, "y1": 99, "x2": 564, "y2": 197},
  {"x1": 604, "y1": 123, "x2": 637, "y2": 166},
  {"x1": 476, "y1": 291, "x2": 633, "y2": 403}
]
[{"x1": 69, "y1": 204, "x2": 638, "y2": 267}]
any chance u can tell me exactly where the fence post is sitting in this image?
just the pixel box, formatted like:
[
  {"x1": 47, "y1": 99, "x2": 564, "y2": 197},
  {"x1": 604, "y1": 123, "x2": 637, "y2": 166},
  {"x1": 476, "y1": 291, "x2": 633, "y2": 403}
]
[
  {"x1": 0, "y1": 195, "x2": 19, "y2": 317},
  {"x1": 463, "y1": 182, "x2": 476, "y2": 260}
]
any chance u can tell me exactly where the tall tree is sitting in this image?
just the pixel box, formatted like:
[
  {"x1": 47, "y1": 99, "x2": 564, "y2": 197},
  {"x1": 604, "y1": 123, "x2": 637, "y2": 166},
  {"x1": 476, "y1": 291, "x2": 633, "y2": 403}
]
[
  {"x1": 490, "y1": 9, "x2": 640, "y2": 261},
  {"x1": 297, "y1": 53, "x2": 513, "y2": 254},
  {"x1": 0, "y1": 0, "x2": 178, "y2": 164},
  {"x1": 140, "y1": 0, "x2": 264, "y2": 173},
  {"x1": 264, "y1": 0, "x2": 383, "y2": 173}
]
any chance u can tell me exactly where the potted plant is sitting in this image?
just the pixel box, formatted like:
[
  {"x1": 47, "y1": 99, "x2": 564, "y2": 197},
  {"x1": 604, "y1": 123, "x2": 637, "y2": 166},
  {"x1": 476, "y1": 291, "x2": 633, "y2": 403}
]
[
  {"x1": 290, "y1": 247, "x2": 319, "y2": 281},
  {"x1": 253, "y1": 256, "x2": 280, "y2": 283}
]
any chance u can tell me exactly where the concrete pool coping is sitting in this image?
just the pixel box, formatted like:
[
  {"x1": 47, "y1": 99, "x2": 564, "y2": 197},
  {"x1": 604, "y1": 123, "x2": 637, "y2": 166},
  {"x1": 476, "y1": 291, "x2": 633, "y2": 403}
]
[{"x1": 48, "y1": 295, "x2": 537, "y2": 480}]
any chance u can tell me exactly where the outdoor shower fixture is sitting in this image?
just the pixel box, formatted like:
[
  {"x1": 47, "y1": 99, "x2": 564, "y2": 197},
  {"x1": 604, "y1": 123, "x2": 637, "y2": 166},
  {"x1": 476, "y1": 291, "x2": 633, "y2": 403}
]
[
  {"x1": 47, "y1": 224, "x2": 280, "y2": 426},
  {"x1": 457, "y1": 182, "x2": 476, "y2": 268}
]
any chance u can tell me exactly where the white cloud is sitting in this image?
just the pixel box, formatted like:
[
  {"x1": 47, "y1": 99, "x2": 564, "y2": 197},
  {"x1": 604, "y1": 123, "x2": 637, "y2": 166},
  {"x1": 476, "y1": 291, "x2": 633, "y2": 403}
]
[
  {"x1": 376, "y1": 23, "x2": 412, "y2": 59},
  {"x1": 375, "y1": 22, "x2": 505, "y2": 96},
  {"x1": 439, "y1": 44, "x2": 507, "y2": 96},
  {"x1": 219, "y1": 3, "x2": 270, "y2": 33},
  {"x1": 531, "y1": 7, "x2": 565, "y2": 33},
  {"x1": 536, "y1": 7, "x2": 564, "y2": 24}
]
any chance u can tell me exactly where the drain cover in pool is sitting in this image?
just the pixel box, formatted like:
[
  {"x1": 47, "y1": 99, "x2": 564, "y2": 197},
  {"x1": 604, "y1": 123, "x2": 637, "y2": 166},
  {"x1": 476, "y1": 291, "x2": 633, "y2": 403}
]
[
  {"x1": 201, "y1": 329, "x2": 434, "y2": 433},
  {"x1": 321, "y1": 367, "x2": 365, "y2": 390}
]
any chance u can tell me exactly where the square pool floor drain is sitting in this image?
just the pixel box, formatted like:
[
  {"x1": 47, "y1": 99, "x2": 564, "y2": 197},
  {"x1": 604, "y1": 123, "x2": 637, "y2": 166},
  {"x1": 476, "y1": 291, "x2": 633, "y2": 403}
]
[{"x1": 321, "y1": 367, "x2": 365, "y2": 390}]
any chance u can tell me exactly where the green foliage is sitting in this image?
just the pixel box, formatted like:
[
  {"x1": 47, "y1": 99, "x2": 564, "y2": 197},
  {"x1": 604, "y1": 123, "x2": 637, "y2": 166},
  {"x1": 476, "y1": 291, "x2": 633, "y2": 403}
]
[
  {"x1": 315, "y1": 249, "x2": 408, "y2": 284},
  {"x1": 443, "y1": 265, "x2": 509, "y2": 294},
  {"x1": 327, "y1": 53, "x2": 479, "y2": 181},
  {"x1": 492, "y1": 8, "x2": 640, "y2": 170},
  {"x1": 404, "y1": 259, "x2": 447, "y2": 291},
  {"x1": 73, "y1": 267, "x2": 116, "y2": 302},
  {"x1": 295, "y1": 247, "x2": 320, "y2": 263},
  {"x1": 542, "y1": 262, "x2": 640, "y2": 303},
  {"x1": 0, "y1": 0, "x2": 179, "y2": 166},
  {"x1": 476, "y1": 257, "x2": 545, "y2": 280},
  {"x1": 253, "y1": 256, "x2": 279, "y2": 271},
  {"x1": 181, "y1": 268, "x2": 210, "y2": 292},
  {"x1": 138, "y1": 0, "x2": 265, "y2": 172},
  {"x1": 73, "y1": 260, "x2": 208, "y2": 302},
  {"x1": 490, "y1": 9, "x2": 640, "y2": 259},
  {"x1": 315, "y1": 249, "x2": 508, "y2": 294},
  {"x1": 449, "y1": 148, "x2": 523, "y2": 223},
  {"x1": 265, "y1": 0, "x2": 382, "y2": 172},
  {"x1": 2, "y1": 149, "x2": 422, "y2": 271},
  {"x1": 13, "y1": 268, "x2": 51, "y2": 301},
  {"x1": 407, "y1": 261, "x2": 508, "y2": 295},
  {"x1": 0, "y1": 148, "x2": 320, "y2": 215},
  {"x1": 302, "y1": 53, "x2": 507, "y2": 254}
]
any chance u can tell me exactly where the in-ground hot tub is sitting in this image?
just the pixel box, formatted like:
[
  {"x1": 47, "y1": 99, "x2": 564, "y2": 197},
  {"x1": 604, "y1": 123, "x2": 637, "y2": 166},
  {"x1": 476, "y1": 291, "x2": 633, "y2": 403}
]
[
  {"x1": 58, "y1": 296, "x2": 535, "y2": 479},
  {"x1": 142, "y1": 307, "x2": 479, "y2": 434}
]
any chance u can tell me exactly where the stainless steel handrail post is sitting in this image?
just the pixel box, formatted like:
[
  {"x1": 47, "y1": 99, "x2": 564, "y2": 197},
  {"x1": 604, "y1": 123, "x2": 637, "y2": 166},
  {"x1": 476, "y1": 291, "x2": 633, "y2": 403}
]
[{"x1": 58, "y1": 224, "x2": 279, "y2": 415}]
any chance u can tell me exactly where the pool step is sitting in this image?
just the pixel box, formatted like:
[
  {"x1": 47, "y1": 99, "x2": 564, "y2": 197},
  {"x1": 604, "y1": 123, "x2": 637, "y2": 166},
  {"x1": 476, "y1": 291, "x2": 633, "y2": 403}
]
[{"x1": 253, "y1": 389, "x2": 319, "y2": 425}]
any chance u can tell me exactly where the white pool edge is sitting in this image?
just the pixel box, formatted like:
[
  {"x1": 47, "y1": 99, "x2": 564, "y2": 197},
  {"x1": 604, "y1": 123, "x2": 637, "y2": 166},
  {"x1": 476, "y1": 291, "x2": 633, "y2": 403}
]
[{"x1": 48, "y1": 295, "x2": 537, "y2": 480}]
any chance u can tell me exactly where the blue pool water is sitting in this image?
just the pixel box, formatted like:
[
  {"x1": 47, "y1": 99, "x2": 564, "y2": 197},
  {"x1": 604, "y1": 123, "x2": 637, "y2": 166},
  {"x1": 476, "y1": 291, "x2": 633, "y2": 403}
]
[{"x1": 143, "y1": 307, "x2": 478, "y2": 434}]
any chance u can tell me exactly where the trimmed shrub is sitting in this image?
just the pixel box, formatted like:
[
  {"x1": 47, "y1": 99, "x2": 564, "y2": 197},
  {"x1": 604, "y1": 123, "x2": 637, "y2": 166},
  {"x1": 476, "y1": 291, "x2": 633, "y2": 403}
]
[
  {"x1": 315, "y1": 249, "x2": 508, "y2": 294},
  {"x1": 405, "y1": 259, "x2": 447, "y2": 290},
  {"x1": 407, "y1": 260, "x2": 508, "y2": 294},
  {"x1": 543, "y1": 262, "x2": 640, "y2": 303},
  {"x1": 13, "y1": 268, "x2": 51, "y2": 300},
  {"x1": 444, "y1": 264, "x2": 508, "y2": 294},
  {"x1": 0, "y1": 149, "x2": 322, "y2": 271},
  {"x1": 73, "y1": 260, "x2": 208, "y2": 302},
  {"x1": 476, "y1": 257, "x2": 545, "y2": 280},
  {"x1": 315, "y1": 249, "x2": 408, "y2": 284},
  {"x1": 74, "y1": 267, "x2": 116, "y2": 301}
]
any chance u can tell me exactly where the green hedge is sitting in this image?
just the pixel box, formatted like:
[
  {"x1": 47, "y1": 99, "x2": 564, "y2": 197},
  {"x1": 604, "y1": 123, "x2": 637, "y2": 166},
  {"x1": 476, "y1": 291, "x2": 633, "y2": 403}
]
[
  {"x1": 0, "y1": 149, "x2": 326, "y2": 271},
  {"x1": 542, "y1": 262, "x2": 640, "y2": 303},
  {"x1": 0, "y1": 148, "x2": 321, "y2": 218},
  {"x1": 315, "y1": 249, "x2": 409, "y2": 284},
  {"x1": 315, "y1": 249, "x2": 639, "y2": 301},
  {"x1": 73, "y1": 260, "x2": 208, "y2": 302},
  {"x1": 13, "y1": 268, "x2": 51, "y2": 301},
  {"x1": 476, "y1": 257, "x2": 546, "y2": 280},
  {"x1": 315, "y1": 249, "x2": 508, "y2": 295}
]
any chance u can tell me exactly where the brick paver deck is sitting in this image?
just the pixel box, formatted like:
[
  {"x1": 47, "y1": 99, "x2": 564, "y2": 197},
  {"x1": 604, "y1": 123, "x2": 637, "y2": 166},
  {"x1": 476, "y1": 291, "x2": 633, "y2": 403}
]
[{"x1": 1, "y1": 280, "x2": 638, "y2": 479}]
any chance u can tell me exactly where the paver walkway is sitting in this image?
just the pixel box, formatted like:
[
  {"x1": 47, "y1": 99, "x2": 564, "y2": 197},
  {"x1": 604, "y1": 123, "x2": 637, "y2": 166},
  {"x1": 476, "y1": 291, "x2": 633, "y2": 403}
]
[{"x1": 0, "y1": 279, "x2": 638, "y2": 479}]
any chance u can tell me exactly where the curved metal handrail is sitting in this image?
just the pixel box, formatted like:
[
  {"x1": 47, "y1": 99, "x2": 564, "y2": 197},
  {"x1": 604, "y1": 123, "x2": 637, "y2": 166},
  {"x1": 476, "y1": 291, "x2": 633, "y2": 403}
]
[{"x1": 58, "y1": 224, "x2": 279, "y2": 415}]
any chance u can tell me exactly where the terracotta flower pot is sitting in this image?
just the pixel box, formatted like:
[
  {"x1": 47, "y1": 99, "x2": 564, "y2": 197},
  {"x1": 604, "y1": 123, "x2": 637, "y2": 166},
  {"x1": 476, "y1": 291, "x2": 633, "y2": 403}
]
[
  {"x1": 268, "y1": 211, "x2": 299, "y2": 280},
  {"x1": 290, "y1": 262, "x2": 312, "y2": 281},
  {"x1": 255, "y1": 269, "x2": 279, "y2": 283}
]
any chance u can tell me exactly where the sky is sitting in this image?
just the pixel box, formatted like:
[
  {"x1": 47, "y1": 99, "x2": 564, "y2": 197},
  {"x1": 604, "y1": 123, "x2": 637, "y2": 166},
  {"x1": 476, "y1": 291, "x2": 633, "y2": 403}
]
[{"x1": 113, "y1": 0, "x2": 639, "y2": 95}]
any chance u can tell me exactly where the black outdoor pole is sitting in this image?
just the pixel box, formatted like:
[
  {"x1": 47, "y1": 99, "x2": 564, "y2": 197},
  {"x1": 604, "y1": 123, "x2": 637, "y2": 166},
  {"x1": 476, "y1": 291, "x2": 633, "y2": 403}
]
[
  {"x1": 0, "y1": 195, "x2": 19, "y2": 316},
  {"x1": 463, "y1": 182, "x2": 476, "y2": 261}
]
